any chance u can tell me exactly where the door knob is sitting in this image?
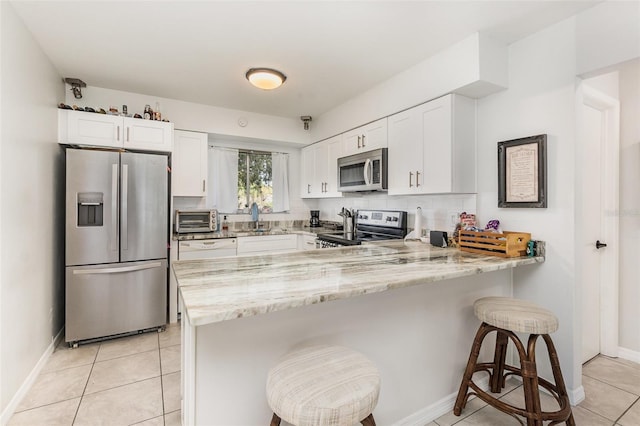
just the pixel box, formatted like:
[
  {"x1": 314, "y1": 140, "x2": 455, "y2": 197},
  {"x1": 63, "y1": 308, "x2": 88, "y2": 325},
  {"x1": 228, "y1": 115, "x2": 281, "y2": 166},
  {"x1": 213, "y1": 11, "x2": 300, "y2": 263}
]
[{"x1": 595, "y1": 240, "x2": 607, "y2": 249}]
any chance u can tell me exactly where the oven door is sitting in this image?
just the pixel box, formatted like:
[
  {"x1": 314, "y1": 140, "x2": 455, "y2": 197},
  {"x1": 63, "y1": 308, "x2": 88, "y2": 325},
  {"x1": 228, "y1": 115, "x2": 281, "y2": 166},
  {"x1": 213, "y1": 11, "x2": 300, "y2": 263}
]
[{"x1": 338, "y1": 149, "x2": 387, "y2": 192}]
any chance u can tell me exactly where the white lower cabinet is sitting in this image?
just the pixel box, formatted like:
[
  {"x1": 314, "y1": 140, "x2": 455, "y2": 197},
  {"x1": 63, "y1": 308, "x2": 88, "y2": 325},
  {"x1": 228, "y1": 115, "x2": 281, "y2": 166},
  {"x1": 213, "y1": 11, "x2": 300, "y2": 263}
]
[
  {"x1": 297, "y1": 234, "x2": 317, "y2": 251},
  {"x1": 237, "y1": 234, "x2": 298, "y2": 255},
  {"x1": 178, "y1": 238, "x2": 237, "y2": 259}
]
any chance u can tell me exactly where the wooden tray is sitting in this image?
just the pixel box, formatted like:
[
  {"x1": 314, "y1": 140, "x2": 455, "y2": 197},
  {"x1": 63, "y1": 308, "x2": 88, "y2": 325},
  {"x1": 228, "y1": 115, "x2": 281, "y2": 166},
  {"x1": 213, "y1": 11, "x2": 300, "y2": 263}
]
[{"x1": 458, "y1": 230, "x2": 531, "y2": 258}]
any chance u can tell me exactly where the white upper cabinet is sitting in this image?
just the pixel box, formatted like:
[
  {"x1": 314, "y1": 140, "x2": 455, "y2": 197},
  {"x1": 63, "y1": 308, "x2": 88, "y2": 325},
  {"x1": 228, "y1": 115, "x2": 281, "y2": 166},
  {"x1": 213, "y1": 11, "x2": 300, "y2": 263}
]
[
  {"x1": 342, "y1": 118, "x2": 388, "y2": 157},
  {"x1": 123, "y1": 117, "x2": 172, "y2": 151},
  {"x1": 58, "y1": 110, "x2": 173, "y2": 152},
  {"x1": 388, "y1": 94, "x2": 476, "y2": 195},
  {"x1": 300, "y1": 135, "x2": 343, "y2": 199},
  {"x1": 172, "y1": 130, "x2": 208, "y2": 197},
  {"x1": 60, "y1": 110, "x2": 122, "y2": 148}
]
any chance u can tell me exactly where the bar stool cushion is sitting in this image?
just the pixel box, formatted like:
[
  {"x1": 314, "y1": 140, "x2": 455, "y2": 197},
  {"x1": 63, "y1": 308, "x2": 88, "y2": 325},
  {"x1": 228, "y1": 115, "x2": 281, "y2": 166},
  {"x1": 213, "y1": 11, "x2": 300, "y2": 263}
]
[
  {"x1": 266, "y1": 345, "x2": 380, "y2": 426},
  {"x1": 474, "y1": 297, "x2": 558, "y2": 334}
]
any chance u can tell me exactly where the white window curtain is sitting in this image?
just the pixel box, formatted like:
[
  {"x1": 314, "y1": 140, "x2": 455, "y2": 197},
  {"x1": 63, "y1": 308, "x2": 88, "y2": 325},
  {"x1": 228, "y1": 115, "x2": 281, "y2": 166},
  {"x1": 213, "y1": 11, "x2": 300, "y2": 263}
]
[
  {"x1": 271, "y1": 152, "x2": 290, "y2": 212},
  {"x1": 207, "y1": 147, "x2": 239, "y2": 213}
]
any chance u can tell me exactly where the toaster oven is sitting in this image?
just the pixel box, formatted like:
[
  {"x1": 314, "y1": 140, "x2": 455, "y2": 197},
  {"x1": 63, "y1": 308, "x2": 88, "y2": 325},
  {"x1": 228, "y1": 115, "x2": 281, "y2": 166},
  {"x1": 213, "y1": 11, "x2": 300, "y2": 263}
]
[{"x1": 175, "y1": 209, "x2": 218, "y2": 233}]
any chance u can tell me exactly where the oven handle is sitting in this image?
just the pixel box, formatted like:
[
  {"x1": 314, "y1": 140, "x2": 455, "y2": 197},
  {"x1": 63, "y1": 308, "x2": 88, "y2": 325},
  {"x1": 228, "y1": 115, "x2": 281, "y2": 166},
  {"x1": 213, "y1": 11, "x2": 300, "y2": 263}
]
[{"x1": 364, "y1": 158, "x2": 371, "y2": 186}]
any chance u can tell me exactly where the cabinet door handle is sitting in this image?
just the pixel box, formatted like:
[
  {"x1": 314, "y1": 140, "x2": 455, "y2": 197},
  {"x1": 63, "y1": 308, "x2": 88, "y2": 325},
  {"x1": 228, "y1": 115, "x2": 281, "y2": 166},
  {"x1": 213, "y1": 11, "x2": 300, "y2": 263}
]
[
  {"x1": 409, "y1": 171, "x2": 413, "y2": 188},
  {"x1": 126, "y1": 127, "x2": 130, "y2": 142},
  {"x1": 416, "y1": 171, "x2": 420, "y2": 187},
  {"x1": 202, "y1": 180, "x2": 206, "y2": 192},
  {"x1": 361, "y1": 134, "x2": 366, "y2": 147},
  {"x1": 116, "y1": 126, "x2": 120, "y2": 141},
  {"x1": 357, "y1": 135, "x2": 361, "y2": 149},
  {"x1": 308, "y1": 184, "x2": 311, "y2": 194}
]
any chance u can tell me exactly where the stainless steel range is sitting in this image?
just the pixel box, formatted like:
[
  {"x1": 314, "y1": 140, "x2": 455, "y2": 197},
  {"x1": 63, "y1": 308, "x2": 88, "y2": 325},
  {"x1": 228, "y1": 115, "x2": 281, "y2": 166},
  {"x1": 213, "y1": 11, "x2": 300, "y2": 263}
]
[{"x1": 316, "y1": 209, "x2": 407, "y2": 248}]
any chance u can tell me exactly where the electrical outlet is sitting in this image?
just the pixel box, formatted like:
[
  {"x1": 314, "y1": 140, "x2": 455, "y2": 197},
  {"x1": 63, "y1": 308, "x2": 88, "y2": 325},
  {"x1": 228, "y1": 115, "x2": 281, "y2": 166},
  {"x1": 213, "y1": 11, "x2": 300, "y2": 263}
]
[{"x1": 449, "y1": 212, "x2": 459, "y2": 226}]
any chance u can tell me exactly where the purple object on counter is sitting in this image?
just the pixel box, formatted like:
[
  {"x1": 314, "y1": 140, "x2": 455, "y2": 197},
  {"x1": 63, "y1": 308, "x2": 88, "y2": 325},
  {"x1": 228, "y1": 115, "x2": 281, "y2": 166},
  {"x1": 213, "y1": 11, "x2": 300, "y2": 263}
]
[{"x1": 485, "y1": 220, "x2": 500, "y2": 231}]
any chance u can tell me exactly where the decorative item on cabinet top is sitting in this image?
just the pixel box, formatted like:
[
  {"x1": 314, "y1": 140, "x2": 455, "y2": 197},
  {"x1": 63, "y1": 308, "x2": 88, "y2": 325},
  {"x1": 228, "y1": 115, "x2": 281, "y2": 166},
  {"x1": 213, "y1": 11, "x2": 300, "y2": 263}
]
[{"x1": 58, "y1": 102, "x2": 170, "y2": 122}]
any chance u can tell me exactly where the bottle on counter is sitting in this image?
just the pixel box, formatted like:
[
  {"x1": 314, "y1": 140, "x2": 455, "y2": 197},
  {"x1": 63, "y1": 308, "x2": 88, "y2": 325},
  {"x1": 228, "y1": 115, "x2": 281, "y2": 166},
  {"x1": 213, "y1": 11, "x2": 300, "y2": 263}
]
[{"x1": 222, "y1": 215, "x2": 229, "y2": 232}]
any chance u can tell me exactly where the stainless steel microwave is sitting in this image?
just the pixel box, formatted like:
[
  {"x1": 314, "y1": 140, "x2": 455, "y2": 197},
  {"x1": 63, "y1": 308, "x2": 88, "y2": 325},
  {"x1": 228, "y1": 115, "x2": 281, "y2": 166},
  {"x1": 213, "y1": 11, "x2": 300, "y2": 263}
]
[
  {"x1": 338, "y1": 148, "x2": 388, "y2": 192},
  {"x1": 175, "y1": 209, "x2": 218, "y2": 233}
]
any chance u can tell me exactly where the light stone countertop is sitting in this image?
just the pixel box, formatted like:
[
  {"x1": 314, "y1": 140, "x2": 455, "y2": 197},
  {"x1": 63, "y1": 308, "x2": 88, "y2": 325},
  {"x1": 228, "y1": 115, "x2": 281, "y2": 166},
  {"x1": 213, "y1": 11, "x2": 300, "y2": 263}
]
[{"x1": 173, "y1": 240, "x2": 544, "y2": 326}]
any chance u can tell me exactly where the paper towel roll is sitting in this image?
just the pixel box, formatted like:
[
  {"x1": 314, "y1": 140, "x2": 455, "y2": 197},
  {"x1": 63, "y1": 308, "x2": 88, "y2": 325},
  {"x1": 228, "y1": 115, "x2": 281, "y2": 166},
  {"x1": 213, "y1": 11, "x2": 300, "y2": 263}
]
[
  {"x1": 404, "y1": 207, "x2": 423, "y2": 240},
  {"x1": 414, "y1": 207, "x2": 423, "y2": 237}
]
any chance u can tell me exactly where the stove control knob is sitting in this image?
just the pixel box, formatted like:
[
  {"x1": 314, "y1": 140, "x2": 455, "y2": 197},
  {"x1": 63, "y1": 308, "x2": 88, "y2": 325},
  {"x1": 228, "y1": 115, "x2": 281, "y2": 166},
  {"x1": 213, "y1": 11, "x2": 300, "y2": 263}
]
[{"x1": 386, "y1": 216, "x2": 392, "y2": 222}]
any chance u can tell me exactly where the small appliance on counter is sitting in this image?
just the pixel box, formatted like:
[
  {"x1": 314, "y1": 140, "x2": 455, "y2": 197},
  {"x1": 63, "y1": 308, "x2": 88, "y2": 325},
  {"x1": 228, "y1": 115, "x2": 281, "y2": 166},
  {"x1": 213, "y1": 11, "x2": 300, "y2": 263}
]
[
  {"x1": 310, "y1": 210, "x2": 320, "y2": 227},
  {"x1": 175, "y1": 209, "x2": 218, "y2": 233}
]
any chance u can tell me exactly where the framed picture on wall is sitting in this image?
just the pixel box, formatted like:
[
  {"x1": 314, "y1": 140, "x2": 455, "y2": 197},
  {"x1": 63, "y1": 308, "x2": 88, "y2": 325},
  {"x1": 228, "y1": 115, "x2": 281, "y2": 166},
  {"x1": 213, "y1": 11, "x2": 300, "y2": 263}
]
[{"x1": 498, "y1": 134, "x2": 547, "y2": 208}]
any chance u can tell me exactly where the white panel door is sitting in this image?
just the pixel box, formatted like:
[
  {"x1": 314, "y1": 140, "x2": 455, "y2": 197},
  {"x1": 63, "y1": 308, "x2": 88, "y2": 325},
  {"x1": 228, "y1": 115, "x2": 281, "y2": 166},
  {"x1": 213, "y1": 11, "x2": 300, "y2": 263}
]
[{"x1": 581, "y1": 104, "x2": 604, "y2": 363}]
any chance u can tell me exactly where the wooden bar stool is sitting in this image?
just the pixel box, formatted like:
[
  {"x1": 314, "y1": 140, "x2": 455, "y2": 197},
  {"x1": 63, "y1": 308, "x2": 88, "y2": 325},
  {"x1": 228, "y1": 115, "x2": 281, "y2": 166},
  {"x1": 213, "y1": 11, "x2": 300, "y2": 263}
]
[
  {"x1": 266, "y1": 345, "x2": 380, "y2": 426},
  {"x1": 454, "y1": 297, "x2": 575, "y2": 426}
]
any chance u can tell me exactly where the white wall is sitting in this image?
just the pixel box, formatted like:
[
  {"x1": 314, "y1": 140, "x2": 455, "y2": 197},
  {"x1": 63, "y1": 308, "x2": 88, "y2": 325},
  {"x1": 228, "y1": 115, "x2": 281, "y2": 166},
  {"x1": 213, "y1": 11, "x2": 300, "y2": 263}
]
[
  {"x1": 576, "y1": 1, "x2": 640, "y2": 77},
  {"x1": 309, "y1": 32, "x2": 507, "y2": 142},
  {"x1": 476, "y1": 17, "x2": 580, "y2": 391},
  {"x1": 0, "y1": 2, "x2": 64, "y2": 420},
  {"x1": 617, "y1": 59, "x2": 640, "y2": 353},
  {"x1": 65, "y1": 86, "x2": 310, "y2": 146}
]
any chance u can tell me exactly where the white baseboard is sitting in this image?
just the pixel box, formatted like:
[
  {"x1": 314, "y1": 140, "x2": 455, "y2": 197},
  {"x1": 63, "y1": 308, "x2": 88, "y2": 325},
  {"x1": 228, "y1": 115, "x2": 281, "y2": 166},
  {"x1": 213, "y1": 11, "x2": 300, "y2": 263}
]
[
  {"x1": 0, "y1": 328, "x2": 64, "y2": 426},
  {"x1": 568, "y1": 385, "x2": 585, "y2": 406},
  {"x1": 391, "y1": 377, "x2": 490, "y2": 426},
  {"x1": 618, "y1": 347, "x2": 640, "y2": 364}
]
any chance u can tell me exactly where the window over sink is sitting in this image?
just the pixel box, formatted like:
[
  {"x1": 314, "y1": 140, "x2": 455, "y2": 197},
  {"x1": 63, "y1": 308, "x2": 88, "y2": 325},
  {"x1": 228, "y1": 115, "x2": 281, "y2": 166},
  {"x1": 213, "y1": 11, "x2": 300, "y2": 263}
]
[
  {"x1": 208, "y1": 147, "x2": 290, "y2": 214},
  {"x1": 238, "y1": 150, "x2": 272, "y2": 213}
]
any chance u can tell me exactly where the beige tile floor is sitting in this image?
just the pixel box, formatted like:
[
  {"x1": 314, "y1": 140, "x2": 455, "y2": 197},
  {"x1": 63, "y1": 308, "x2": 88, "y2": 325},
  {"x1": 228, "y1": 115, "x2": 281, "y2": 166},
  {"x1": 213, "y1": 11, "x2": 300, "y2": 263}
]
[
  {"x1": 9, "y1": 323, "x2": 181, "y2": 426},
  {"x1": 8, "y1": 324, "x2": 640, "y2": 426},
  {"x1": 433, "y1": 355, "x2": 640, "y2": 426}
]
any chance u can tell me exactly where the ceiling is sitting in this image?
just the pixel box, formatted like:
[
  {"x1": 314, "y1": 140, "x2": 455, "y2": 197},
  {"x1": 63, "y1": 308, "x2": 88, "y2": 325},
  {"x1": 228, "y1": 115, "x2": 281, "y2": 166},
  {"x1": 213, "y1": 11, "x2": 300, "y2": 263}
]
[{"x1": 11, "y1": 1, "x2": 599, "y2": 119}]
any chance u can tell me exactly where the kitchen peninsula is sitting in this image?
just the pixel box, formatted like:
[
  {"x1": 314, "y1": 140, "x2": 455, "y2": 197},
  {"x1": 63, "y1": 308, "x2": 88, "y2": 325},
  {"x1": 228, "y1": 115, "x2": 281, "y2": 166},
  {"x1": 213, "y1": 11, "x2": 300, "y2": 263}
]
[{"x1": 173, "y1": 241, "x2": 544, "y2": 425}]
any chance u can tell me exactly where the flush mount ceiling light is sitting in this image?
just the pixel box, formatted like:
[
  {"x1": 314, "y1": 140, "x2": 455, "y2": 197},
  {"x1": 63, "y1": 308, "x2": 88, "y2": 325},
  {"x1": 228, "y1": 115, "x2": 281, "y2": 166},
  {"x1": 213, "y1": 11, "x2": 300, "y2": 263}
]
[{"x1": 245, "y1": 68, "x2": 287, "y2": 90}]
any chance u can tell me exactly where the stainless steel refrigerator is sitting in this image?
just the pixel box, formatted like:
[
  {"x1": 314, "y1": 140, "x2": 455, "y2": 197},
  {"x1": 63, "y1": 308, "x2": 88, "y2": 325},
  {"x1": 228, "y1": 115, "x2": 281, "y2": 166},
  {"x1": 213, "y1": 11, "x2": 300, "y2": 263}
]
[{"x1": 65, "y1": 148, "x2": 168, "y2": 344}]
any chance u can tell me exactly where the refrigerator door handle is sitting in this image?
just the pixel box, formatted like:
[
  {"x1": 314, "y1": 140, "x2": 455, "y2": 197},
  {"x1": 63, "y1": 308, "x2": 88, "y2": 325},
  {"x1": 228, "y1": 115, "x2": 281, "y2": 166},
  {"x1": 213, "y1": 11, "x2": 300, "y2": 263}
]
[
  {"x1": 121, "y1": 164, "x2": 128, "y2": 250},
  {"x1": 111, "y1": 164, "x2": 119, "y2": 252},
  {"x1": 72, "y1": 262, "x2": 163, "y2": 275}
]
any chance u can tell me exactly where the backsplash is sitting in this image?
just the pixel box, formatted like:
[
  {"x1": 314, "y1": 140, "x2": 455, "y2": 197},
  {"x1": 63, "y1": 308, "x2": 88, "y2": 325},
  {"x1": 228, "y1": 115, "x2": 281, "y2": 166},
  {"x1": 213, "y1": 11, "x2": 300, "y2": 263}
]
[
  {"x1": 314, "y1": 193, "x2": 477, "y2": 235},
  {"x1": 173, "y1": 192, "x2": 475, "y2": 235}
]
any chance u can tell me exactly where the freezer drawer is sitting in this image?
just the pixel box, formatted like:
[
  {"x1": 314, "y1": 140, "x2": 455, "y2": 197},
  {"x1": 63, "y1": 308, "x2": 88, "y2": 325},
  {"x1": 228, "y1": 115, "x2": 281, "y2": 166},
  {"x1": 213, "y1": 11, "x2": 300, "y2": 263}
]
[{"x1": 65, "y1": 260, "x2": 167, "y2": 343}]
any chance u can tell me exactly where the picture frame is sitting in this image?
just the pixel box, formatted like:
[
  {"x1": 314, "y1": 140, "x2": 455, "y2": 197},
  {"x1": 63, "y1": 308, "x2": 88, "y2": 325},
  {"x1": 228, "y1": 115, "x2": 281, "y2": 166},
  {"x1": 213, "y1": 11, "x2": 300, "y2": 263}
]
[{"x1": 498, "y1": 134, "x2": 547, "y2": 208}]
